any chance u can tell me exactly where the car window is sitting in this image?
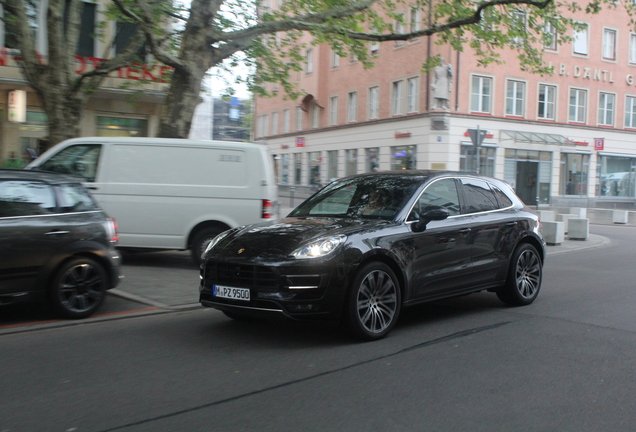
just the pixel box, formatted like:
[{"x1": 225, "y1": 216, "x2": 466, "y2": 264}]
[
  {"x1": 460, "y1": 178, "x2": 499, "y2": 213},
  {"x1": 0, "y1": 180, "x2": 56, "y2": 217},
  {"x1": 409, "y1": 178, "x2": 460, "y2": 220},
  {"x1": 491, "y1": 183, "x2": 514, "y2": 208},
  {"x1": 57, "y1": 183, "x2": 99, "y2": 213},
  {"x1": 38, "y1": 144, "x2": 101, "y2": 182},
  {"x1": 305, "y1": 185, "x2": 357, "y2": 215}
]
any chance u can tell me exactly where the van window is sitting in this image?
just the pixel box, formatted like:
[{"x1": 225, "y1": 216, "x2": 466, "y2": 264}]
[{"x1": 38, "y1": 144, "x2": 102, "y2": 182}]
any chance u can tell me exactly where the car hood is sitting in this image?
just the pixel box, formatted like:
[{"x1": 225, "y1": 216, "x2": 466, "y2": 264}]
[{"x1": 210, "y1": 217, "x2": 389, "y2": 261}]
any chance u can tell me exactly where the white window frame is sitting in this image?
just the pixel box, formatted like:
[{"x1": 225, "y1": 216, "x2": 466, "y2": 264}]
[
  {"x1": 409, "y1": 7, "x2": 421, "y2": 34},
  {"x1": 283, "y1": 109, "x2": 290, "y2": 133},
  {"x1": 392, "y1": 80, "x2": 404, "y2": 115},
  {"x1": 306, "y1": 48, "x2": 313, "y2": 74},
  {"x1": 271, "y1": 111, "x2": 279, "y2": 135},
  {"x1": 538, "y1": 84, "x2": 556, "y2": 120},
  {"x1": 573, "y1": 24, "x2": 588, "y2": 56},
  {"x1": 407, "y1": 77, "x2": 419, "y2": 113},
  {"x1": 505, "y1": 80, "x2": 525, "y2": 117},
  {"x1": 295, "y1": 106, "x2": 303, "y2": 131},
  {"x1": 311, "y1": 102, "x2": 319, "y2": 128},
  {"x1": 602, "y1": 28, "x2": 617, "y2": 61},
  {"x1": 598, "y1": 92, "x2": 615, "y2": 126},
  {"x1": 543, "y1": 21, "x2": 557, "y2": 51},
  {"x1": 630, "y1": 34, "x2": 636, "y2": 65},
  {"x1": 332, "y1": 49, "x2": 340, "y2": 68},
  {"x1": 470, "y1": 75, "x2": 493, "y2": 114},
  {"x1": 625, "y1": 95, "x2": 636, "y2": 128},
  {"x1": 329, "y1": 96, "x2": 338, "y2": 126},
  {"x1": 347, "y1": 91, "x2": 358, "y2": 122},
  {"x1": 568, "y1": 88, "x2": 587, "y2": 123},
  {"x1": 368, "y1": 86, "x2": 379, "y2": 119},
  {"x1": 394, "y1": 12, "x2": 405, "y2": 47}
]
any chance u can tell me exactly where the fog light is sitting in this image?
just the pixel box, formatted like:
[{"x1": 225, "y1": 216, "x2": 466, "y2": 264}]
[{"x1": 290, "y1": 304, "x2": 314, "y2": 311}]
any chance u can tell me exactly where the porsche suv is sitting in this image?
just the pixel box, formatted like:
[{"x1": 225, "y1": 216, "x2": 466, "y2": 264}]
[
  {"x1": 0, "y1": 169, "x2": 121, "y2": 318},
  {"x1": 199, "y1": 171, "x2": 545, "y2": 341}
]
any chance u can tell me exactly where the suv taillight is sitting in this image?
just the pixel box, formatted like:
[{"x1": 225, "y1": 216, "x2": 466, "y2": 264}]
[
  {"x1": 262, "y1": 199, "x2": 273, "y2": 219},
  {"x1": 106, "y1": 217, "x2": 119, "y2": 243}
]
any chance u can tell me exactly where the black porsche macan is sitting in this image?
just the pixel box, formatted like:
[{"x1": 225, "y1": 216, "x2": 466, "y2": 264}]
[{"x1": 199, "y1": 171, "x2": 545, "y2": 341}]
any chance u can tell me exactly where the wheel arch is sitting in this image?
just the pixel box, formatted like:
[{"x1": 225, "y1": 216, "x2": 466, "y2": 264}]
[
  {"x1": 187, "y1": 220, "x2": 232, "y2": 249},
  {"x1": 516, "y1": 235, "x2": 545, "y2": 263},
  {"x1": 354, "y1": 251, "x2": 407, "y2": 299}
]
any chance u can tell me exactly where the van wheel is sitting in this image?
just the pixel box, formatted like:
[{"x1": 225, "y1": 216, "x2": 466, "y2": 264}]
[{"x1": 191, "y1": 226, "x2": 226, "y2": 266}]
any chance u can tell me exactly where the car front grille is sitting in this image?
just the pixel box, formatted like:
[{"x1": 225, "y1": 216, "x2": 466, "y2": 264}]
[{"x1": 204, "y1": 262, "x2": 280, "y2": 290}]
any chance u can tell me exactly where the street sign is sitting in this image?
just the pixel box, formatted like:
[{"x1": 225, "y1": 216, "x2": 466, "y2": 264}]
[{"x1": 467, "y1": 128, "x2": 487, "y2": 147}]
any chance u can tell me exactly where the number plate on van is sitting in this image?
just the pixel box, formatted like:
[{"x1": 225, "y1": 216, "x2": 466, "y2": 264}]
[{"x1": 212, "y1": 285, "x2": 250, "y2": 301}]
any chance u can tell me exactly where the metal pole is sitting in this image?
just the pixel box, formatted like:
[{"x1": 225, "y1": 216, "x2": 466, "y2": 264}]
[{"x1": 475, "y1": 124, "x2": 480, "y2": 175}]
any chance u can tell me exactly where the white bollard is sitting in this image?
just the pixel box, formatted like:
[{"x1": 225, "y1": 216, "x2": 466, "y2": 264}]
[
  {"x1": 568, "y1": 218, "x2": 589, "y2": 240},
  {"x1": 542, "y1": 221, "x2": 565, "y2": 246},
  {"x1": 613, "y1": 210, "x2": 628, "y2": 224}
]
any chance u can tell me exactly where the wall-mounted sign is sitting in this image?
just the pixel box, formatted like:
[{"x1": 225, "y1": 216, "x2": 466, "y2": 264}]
[
  {"x1": 296, "y1": 137, "x2": 305, "y2": 147},
  {"x1": 594, "y1": 138, "x2": 605, "y2": 151},
  {"x1": 8, "y1": 90, "x2": 26, "y2": 123},
  {"x1": 574, "y1": 141, "x2": 589, "y2": 146},
  {"x1": 394, "y1": 131, "x2": 411, "y2": 138}
]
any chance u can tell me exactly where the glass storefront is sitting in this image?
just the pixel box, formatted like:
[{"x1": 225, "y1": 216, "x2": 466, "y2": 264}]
[
  {"x1": 308, "y1": 151, "x2": 321, "y2": 186},
  {"x1": 294, "y1": 153, "x2": 302, "y2": 185},
  {"x1": 504, "y1": 149, "x2": 552, "y2": 205},
  {"x1": 327, "y1": 150, "x2": 338, "y2": 180},
  {"x1": 366, "y1": 147, "x2": 379, "y2": 172},
  {"x1": 391, "y1": 145, "x2": 416, "y2": 170},
  {"x1": 96, "y1": 116, "x2": 148, "y2": 137},
  {"x1": 281, "y1": 154, "x2": 289, "y2": 185},
  {"x1": 598, "y1": 155, "x2": 636, "y2": 197},
  {"x1": 560, "y1": 153, "x2": 589, "y2": 196},
  {"x1": 460, "y1": 144, "x2": 495, "y2": 177},
  {"x1": 345, "y1": 149, "x2": 357, "y2": 176}
]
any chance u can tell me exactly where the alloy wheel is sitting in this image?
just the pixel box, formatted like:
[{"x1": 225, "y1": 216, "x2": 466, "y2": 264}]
[{"x1": 356, "y1": 269, "x2": 398, "y2": 334}]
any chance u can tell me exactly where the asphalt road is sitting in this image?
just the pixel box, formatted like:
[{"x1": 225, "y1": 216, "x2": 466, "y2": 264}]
[{"x1": 2, "y1": 225, "x2": 636, "y2": 431}]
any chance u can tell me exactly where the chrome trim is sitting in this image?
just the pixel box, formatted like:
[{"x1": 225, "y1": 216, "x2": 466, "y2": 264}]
[
  {"x1": 0, "y1": 210, "x2": 102, "y2": 220},
  {"x1": 202, "y1": 300, "x2": 286, "y2": 315},
  {"x1": 288, "y1": 286, "x2": 319, "y2": 290}
]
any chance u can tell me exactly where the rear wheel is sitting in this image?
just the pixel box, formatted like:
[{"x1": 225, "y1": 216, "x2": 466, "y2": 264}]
[
  {"x1": 49, "y1": 257, "x2": 108, "y2": 319},
  {"x1": 345, "y1": 262, "x2": 401, "y2": 341},
  {"x1": 191, "y1": 226, "x2": 227, "y2": 266},
  {"x1": 497, "y1": 243, "x2": 542, "y2": 306}
]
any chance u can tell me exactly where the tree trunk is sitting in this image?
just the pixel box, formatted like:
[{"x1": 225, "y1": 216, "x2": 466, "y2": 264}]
[{"x1": 157, "y1": 67, "x2": 206, "y2": 138}]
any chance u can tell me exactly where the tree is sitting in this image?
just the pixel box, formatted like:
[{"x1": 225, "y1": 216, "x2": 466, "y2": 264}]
[
  {"x1": 117, "y1": 0, "x2": 634, "y2": 139},
  {"x1": 0, "y1": 0, "x2": 154, "y2": 145}
]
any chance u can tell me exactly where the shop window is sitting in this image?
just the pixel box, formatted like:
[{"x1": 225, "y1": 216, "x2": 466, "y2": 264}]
[
  {"x1": 560, "y1": 153, "x2": 589, "y2": 196},
  {"x1": 345, "y1": 149, "x2": 357, "y2": 176},
  {"x1": 460, "y1": 144, "x2": 495, "y2": 177},
  {"x1": 327, "y1": 150, "x2": 338, "y2": 180},
  {"x1": 366, "y1": 147, "x2": 379, "y2": 172},
  {"x1": 391, "y1": 145, "x2": 416, "y2": 170},
  {"x1": 294, "y1": 153, "x2": 302, "y2": 185},
  {"x1": 96, "y1": 116, "x2": 148, "y2": 137},
  {"x1": 281, "y1": 154, "x2": 289, "y2": 185},
  {"x1": 308, "y1": 152, "x2": 321, "y2": 186},
  {"x1": 598, "y1": 156, "x2": 636, "y2": 197}
]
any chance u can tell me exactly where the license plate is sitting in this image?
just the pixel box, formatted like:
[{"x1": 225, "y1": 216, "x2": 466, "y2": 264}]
[{"x1": 212, "y1": 285, "x2": 250, "y2": 301}]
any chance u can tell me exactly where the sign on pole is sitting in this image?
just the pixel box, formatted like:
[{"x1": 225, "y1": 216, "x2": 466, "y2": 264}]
[{"x1": 467, "y1": 128, "x2": 487, "y2": 147}]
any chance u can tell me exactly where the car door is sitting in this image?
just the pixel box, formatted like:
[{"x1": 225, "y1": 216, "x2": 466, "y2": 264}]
[
  {"x1": 407, "y1": 178, "x2": 474, "y2": 300},
  {"x1": 0, "y1": 179, "x2": 64, "y2": 294},
  {"x1": 458, "y1": 178, "x2": 515, "y2": 285}
]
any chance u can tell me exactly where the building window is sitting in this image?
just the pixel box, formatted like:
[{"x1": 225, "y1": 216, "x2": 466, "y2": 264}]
[
  {"x1": 294, "y1": 153, "x2": 302, "y2": 185},
  {"x1": 256, "y1": 114, "x2": 269, "y2": 137},
  {"x1": 538, "y1": 84, "x2": 556, "y2": 120},
  {"x1": 407, "y1": 77, "x2": 418, "y2": 113},
  {"x1": 573, "y1": 24, "x2": 588, "y2": 55},
  {"x1": 308, "y1": 152, "x2": 320, "y2": 186},
  {"x1": 598, "y1": 92, "x2": 615, "y2": 126},
  {"x1": 569, "y1": 88, "x2": 587, "y2": 123},
  {"x1": 295, "y1": 106, "x2": 303, "y2": 131},
  {"x1": 345, "y1": 149, "x2": 357, "y2": 176},
  {"x1": 281, "y1": 154, "x2": 289, "y2": 185},
  {"x1": 327, "y1": 150, "x2": 338, "y2": 180},
  {"x1": 347, "y1": 91, "x2": 358, "y2": 122},
  {"x1": 392, "y1": 80, "x2": 404, "y2": 115},
  {"x1": 506, "y1": 80, "x2": 525, "y2": 117},
  {"x1": 3, "y1": 3, "x2": 39, "y2": 50},
  {"x1": 77, "y1": 2, "x2": 96, "y2": 57},
  {"x1": 366, "y1": 147, "x2": 379, "y2": 172},
  {"x1": 306, "y1": 48, "x2": 313, "y2": 74},
  {"x1": 391, "y1": 145, "x2": 416, "y2": 170},
  {"x1": 394, "y1": 13, "x2": 405, "y2": 47},
  {"x1": 602, "y1": 28, "x2": 616, "y2": 61},
  {"x1": 370, "y1": 40, "x2": 380, "y2": 56},
  {"x1": 332, "y1": 50, "x2": 340, "y2": 68},
  {"x1": 368, "y1": 86, "x2": 379, "y2": 119},
  {"x1": 511, "y1": 11, "x2": 526, "y2": 46},
  {"x1": 329, "y1": 96, "x2": 338, "y2": 126},
  {"x1": 271, "y1": 111, "x2": 279, "y2": 135},
  {"x1": 626, "y1": 96, "x2": 636, "y2": 128},
  {"x1": 544, "y1": 21, "x2": 557, "y2": 50},
  {"x1": 471, "y1": 76, "x2": 492, "y2": 113},
  {"x1": 96, "y1": 116, "x2": 148, "y2": 138},
  {"x1": 598, "y1": 155, "x2": 636, "y2": 197},
  {"x1": 630, "y1": 34, "x2": 636, "y2": 64},
  {"x1": 460, "y1": 144, "x2": 496, "y2": 177},
  {"x1": 560, "y1": 153, "x2": 589, "y2": 196},
  {"x1": 283, "y1": 109, "x2": 290, "y2": 133},
  {"x1": 311, "y1": 102, "x2": 319, "y2": 128},
  {"x1": 410, "y1": 8, "x2": 421, "y2": 33}
]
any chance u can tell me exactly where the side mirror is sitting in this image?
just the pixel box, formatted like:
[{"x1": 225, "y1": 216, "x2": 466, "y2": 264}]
[{"x1": 411, "y1": 206, "x2": 449, "y2": 233}]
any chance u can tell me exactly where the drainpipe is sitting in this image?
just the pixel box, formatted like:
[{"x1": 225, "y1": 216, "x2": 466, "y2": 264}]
[{"x1": 455, "y1": 50, "x2": 461, "y2": 111}]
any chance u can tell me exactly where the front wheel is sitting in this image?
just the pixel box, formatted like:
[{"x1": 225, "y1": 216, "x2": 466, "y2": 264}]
[
  {"x1": 344, "y1": 262, "x2": 401, "y2": 341},
  {"x1": 49, "y1": 257, "x2": 108, "y2": 319},
  {"x1": 497, "y1": 243, "x2": 542, "y2": 306}
]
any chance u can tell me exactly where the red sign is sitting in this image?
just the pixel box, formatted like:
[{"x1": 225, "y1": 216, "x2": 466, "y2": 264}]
[
  {"x1": 394, "y1": 132, "x2": 411, "y2": 138},
  {"x1": 574, "y1": 141, "x2": 588, "y2": 146},
  {"x1": 594, "y1": 138, "x2": 605, "y2": 151},
  {"x1": 296, "y1": 137, "x2": 305, "y2": 147}
]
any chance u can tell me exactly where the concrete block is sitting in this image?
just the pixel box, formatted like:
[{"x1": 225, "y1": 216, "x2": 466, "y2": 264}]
[
  {"x1": 587, "y1": 209, "x2": 613, "y2": 224},
  {"x1": 538, "y1": 210, "x2": 555, "y2": 222},
  {"x1": 569, "y1": 207, "x2": 587, "y2": 218},
  {"x1": 557, "y1": 213, "x2": 577, "y2": 233},
  {"x1": 613, "y1": 210, "x2": 628, "y2": 224},
  {"x1": 542, "y1": 221, "x2": 565, "y2": 246},
  {"x1": 568, "y1": 218, "x2": 589, "y2": 240}
]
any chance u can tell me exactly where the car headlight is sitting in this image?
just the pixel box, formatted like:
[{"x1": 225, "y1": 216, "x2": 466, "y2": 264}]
[
  {"x1": 291, "y1": 235, "x2": 347, "y2": 259},
  {"x1": 203, "y1": 230, "x2": 232, "y2": 256}
]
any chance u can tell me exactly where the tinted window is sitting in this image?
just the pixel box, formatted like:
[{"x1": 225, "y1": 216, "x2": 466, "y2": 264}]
[
  {"x1": 0, "y1": 180, "x2": 56, "y2": 217},
  {"x1": 410, "y1": 178, "x2": 460, "y2": 220},
  {"x1": 57, "y1": 184, "x2": 99, "y2": 213},
  {"x1": 491, "y1": 184, "x2": 514, "y2": 208},
  {"x1": 38, "y1": 144, "x2": 101, "y2": 182},
  {"x1": 460, "y1": 178, "x2": 498, "y2": 213}
]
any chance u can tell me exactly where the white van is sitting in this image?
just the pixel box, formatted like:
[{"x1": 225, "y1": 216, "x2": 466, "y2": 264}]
[{"x1": 27, "y1": 137, "x2": 277, "y2": 264}]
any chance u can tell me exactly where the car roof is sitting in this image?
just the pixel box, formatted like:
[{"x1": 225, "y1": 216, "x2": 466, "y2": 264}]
[
  {"x1": 344, "y1": 170, "x2": 499, "y2": 182},
  {"x1": 0, "y1": 168, "x2": 82, "y2": 185}
]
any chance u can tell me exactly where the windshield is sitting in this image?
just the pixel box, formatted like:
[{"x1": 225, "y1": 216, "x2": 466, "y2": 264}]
[{"x1": 289, "y1": 175, "x2": 424, "y2": 220}]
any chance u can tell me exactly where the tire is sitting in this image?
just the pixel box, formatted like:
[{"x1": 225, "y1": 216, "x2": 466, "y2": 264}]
[
  {"x1": 345, "y1": 262, "x2": 401, "y2": 341},
  {"x1": 497, "y1": 243, "x2": 542, "y2": 306},
  {"x1": 191, "y1": 226, "x2": 227, "y2": 266},
  {"x1": 49, "y1": 257, "x2": 108, "y2": 319}
]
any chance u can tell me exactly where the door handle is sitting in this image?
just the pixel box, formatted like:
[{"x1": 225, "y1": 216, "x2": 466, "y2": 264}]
[{"x1": 45, "y1": 230, "x2": 70, "y2": 236}]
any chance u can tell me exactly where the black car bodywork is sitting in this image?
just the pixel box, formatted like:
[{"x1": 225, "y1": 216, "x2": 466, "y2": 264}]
[
  {"x1": 0, "y1": 169, "x2": 121, "y2": 318},
  {"x1": 200, "y1": 171, "x2": 545, "y2": 340}
]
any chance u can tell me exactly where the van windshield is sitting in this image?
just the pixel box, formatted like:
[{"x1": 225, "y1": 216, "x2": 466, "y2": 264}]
[{"x1": 37, "y1": 144, "x2": 102, "y2": 182}]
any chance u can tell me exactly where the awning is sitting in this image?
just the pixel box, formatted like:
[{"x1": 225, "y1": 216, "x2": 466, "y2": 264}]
[{"x1": 500, "y1": 130, "x2": 576, "y2": 146}]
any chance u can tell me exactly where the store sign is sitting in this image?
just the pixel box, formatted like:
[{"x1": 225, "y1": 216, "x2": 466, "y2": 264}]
[
  {"x1": 574, "y1": 141, "x2": 589, "y2": 146},
  {"x1": 296, "y1": 137, "x2": 305, "y2": 147},
  {"x1": 8, "y1": 90, "x2": 26, "y2": 123},
  {"x1": 394, "y1": 131, "x2": 411, "y2": 138},
  {"x1": 594, "y1": 138, "x2": 605, "y2": 151}
]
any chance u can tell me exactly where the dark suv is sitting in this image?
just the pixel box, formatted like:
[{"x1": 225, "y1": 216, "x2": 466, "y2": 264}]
[{"x1": 0, "y1": 169, "x2": 121, "y2": 318}]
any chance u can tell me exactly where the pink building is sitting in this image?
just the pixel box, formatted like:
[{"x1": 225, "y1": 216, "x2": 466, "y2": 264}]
[{"x1": 255, "y1": 7, "x2": 636, "y2": 208}]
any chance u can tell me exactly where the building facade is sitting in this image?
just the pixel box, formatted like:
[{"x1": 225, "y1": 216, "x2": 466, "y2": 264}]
[
  {"x1": 255, "y1": 7, "x2": 636, "y2": 208},
  {"x1": 0, "y1": 2, "x2": 167, "y2": 166}
]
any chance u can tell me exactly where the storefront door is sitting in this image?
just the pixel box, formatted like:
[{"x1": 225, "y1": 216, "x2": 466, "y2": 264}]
[{"x1": 516, "y1": 161, "x2": 539, "y2": 205}]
